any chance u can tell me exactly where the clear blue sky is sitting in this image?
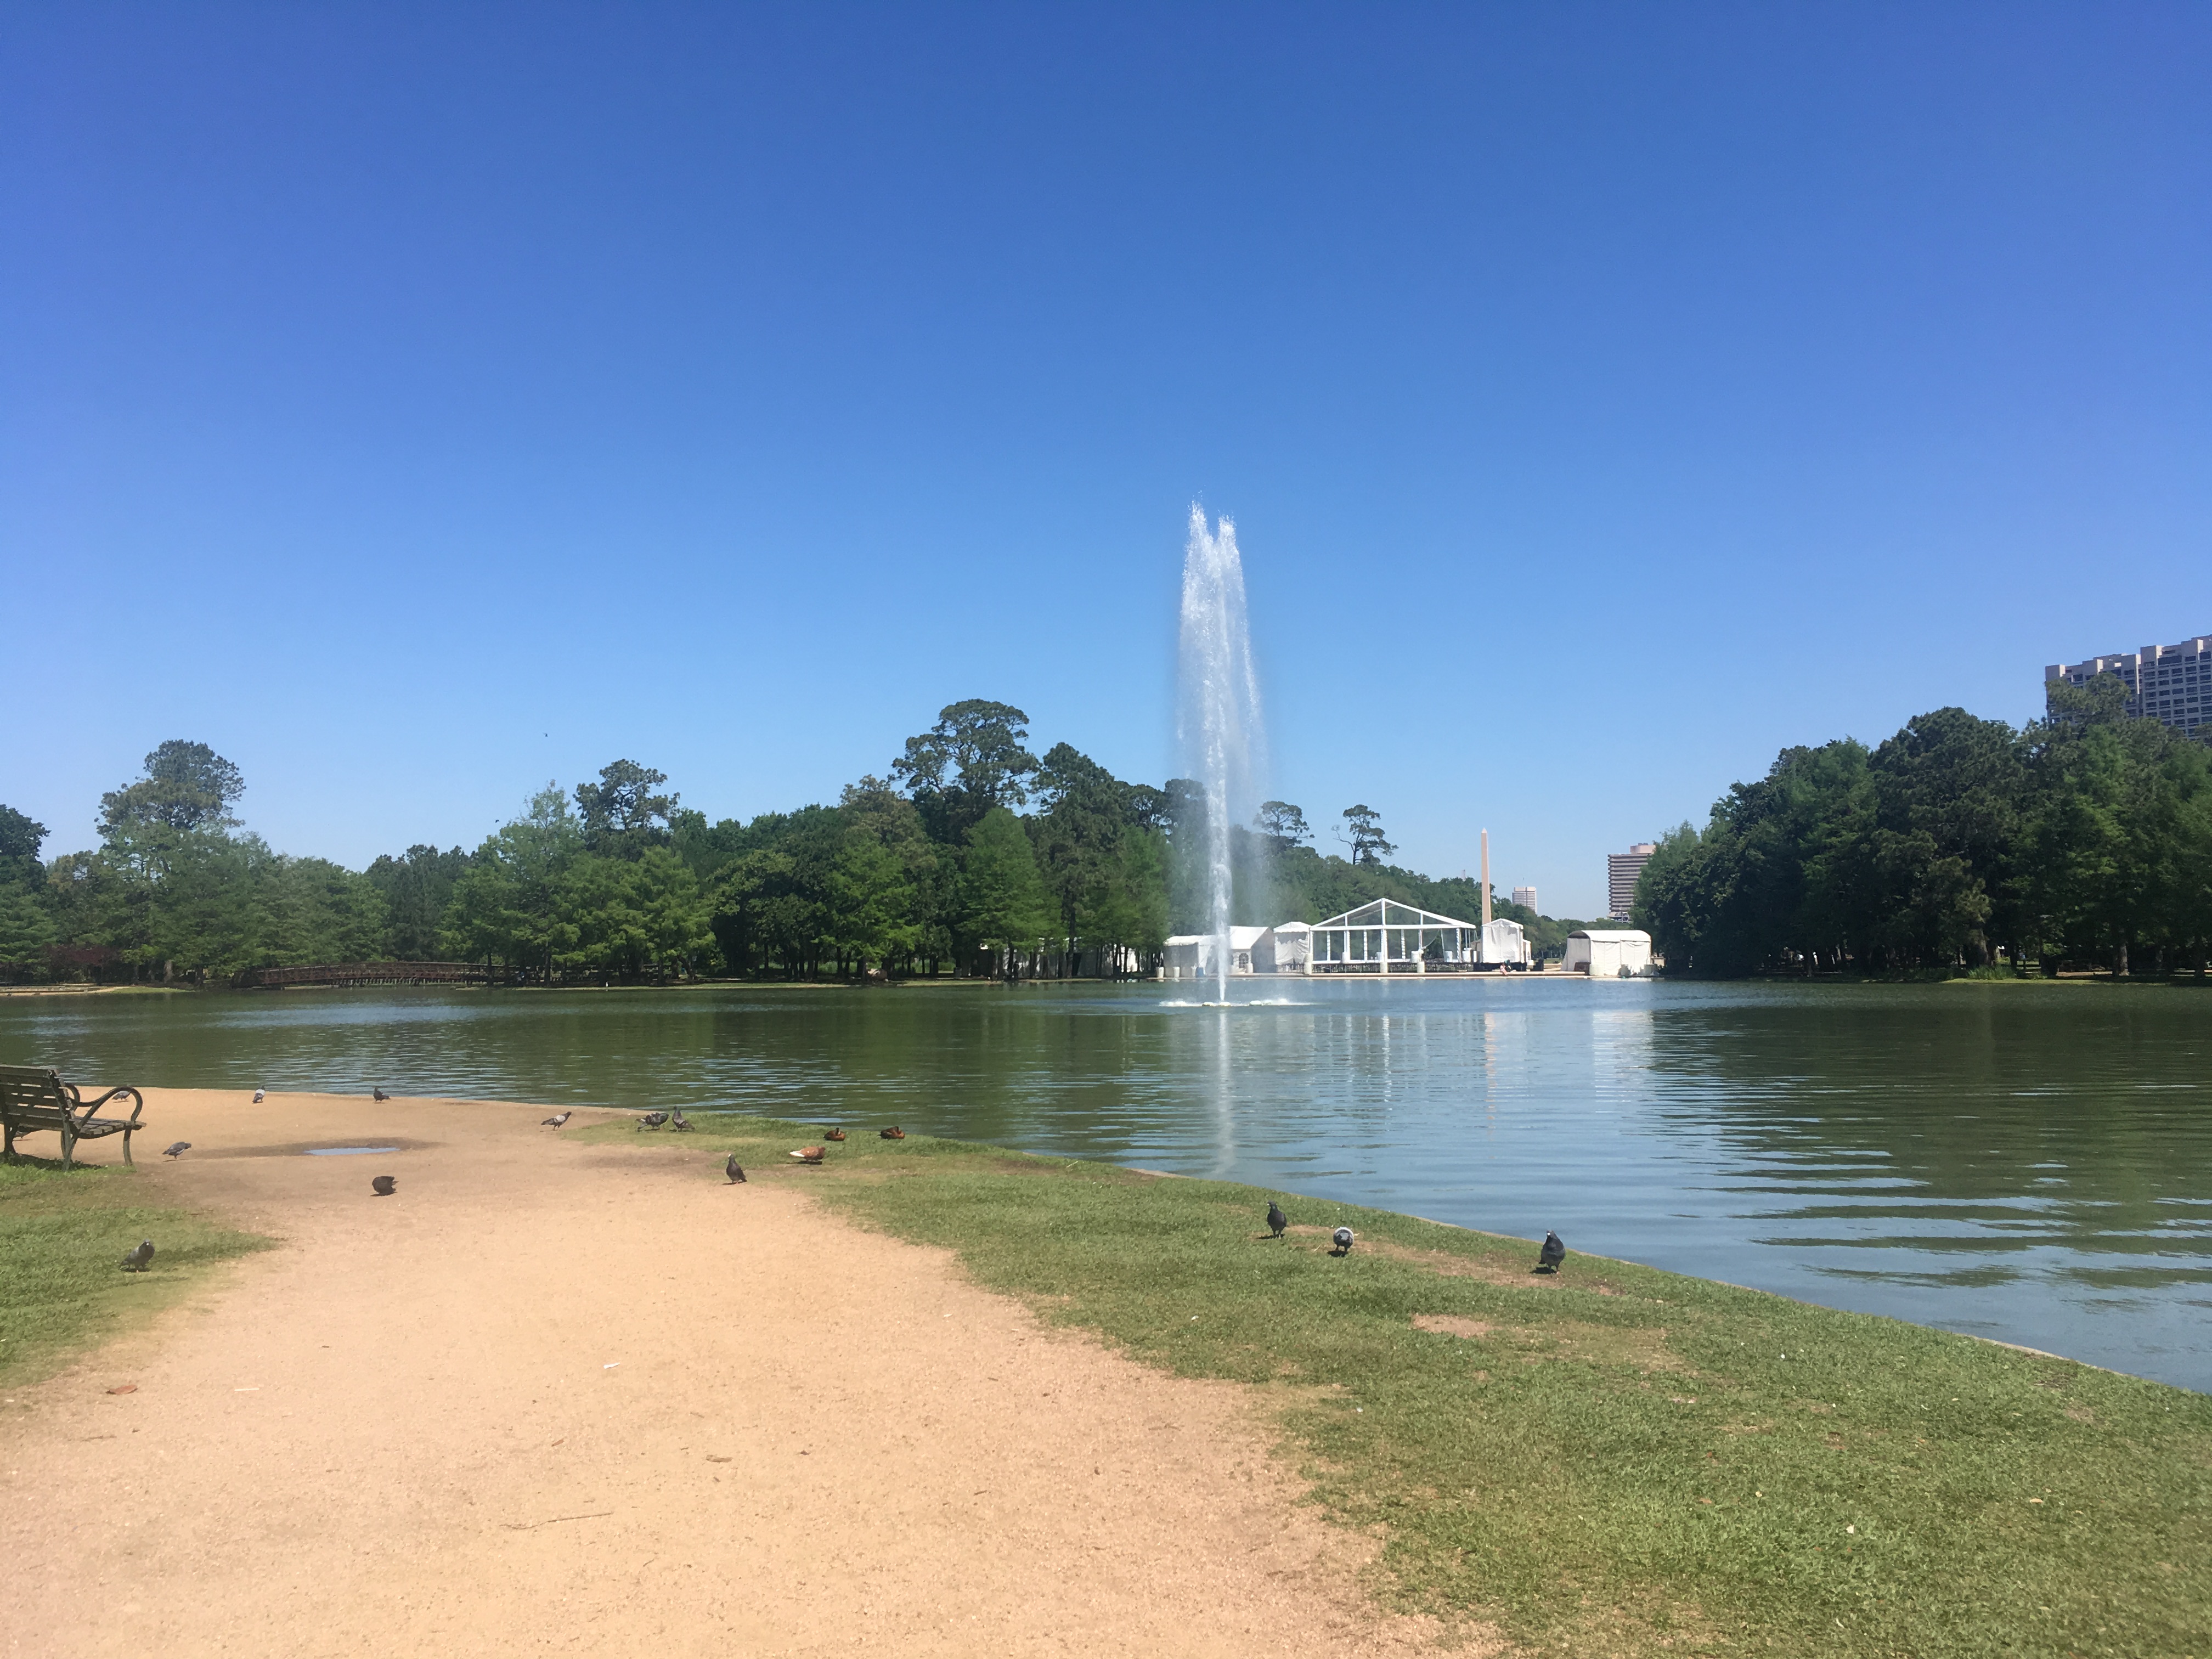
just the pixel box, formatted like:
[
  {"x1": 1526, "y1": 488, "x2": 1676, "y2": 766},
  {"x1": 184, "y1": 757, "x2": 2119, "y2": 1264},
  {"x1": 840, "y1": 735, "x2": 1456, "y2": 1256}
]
[{"x1": 5, "y1": 3, "x2": 2208, "y2": 916}]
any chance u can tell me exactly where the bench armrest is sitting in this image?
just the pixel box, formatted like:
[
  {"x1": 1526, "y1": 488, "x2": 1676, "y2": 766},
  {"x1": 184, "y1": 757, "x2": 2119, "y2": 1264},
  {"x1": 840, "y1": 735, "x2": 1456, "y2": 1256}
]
[{"x1": 68, "y1": 1085, "x2": 145, "y2": 1126}]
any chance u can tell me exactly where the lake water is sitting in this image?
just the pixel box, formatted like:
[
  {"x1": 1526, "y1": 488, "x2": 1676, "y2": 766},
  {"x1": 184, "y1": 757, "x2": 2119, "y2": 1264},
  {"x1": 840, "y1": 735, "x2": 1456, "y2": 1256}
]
[{"x1": 5, "y1": 977, "x2": 2208, "y2": 1392}]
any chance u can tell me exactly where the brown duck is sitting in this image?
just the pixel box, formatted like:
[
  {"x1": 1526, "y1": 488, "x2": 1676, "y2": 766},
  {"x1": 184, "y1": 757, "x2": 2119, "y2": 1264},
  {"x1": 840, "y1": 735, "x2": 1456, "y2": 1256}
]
[
  {"x1": 788, "y1": 1146, "x2": 826, "y2": 1164},
  {"x1": 824, "y1": 1128, "x2": 847, "y2": 1142},
  {"x1": 879, "y1": 1126, "x2": 906, "y2": 1141}
]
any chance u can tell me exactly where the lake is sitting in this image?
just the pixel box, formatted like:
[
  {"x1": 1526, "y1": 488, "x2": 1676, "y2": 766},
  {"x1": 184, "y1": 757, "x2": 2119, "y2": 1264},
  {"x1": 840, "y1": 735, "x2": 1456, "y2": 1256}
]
[{"x1": 5, "y1": 977, "x2": 2208, "y2": 1391}]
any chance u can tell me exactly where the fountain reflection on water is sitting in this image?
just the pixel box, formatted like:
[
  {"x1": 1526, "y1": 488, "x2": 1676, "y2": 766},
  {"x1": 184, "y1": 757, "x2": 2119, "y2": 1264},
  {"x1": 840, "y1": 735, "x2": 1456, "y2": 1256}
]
[{"x1": 1176, "y1": 505, "x2": 1265, "y2": 1008}]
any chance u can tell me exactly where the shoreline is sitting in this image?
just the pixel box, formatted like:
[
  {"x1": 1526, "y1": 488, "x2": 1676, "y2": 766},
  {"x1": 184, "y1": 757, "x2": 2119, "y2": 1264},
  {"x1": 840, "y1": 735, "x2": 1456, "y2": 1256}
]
[{"x1": 6, "y1": 1089, "x2": 2202, "y2": 1655}]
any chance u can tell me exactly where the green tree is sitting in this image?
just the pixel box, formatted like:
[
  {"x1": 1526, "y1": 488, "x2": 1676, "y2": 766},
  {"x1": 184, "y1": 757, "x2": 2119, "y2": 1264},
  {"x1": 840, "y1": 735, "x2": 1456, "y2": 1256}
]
[
  {"x1": 1254, "y1": 801, "x2": 1311, "y2": 850},
  {"x1": 99, "y1": 740, "x2": 245, "y2": 836},
  {"x1": 442, "y1": 785, "x2": 585, "y2": 981},
  {"x1": 574, "y1": 760, "x2": 678, "y2": 859},
  {"x1": 893, "y1": 701, "x2": 1039, "y2": 842},
  {"x1": 364, "y1": 844, "x2": 472, "y2": 958},
  {"x1": 0, "y1": 884, "x2": 56, "y2": 979},
  {"x1": 959, "y1": 806, "x2": 1051, "y2": 977},
  {"x1": 0, "y1": 805, "x2": 47, "y2": 888},
  {"x1": 262, "y1": 856, "x2": 391, "y2": 965},
  {"x1": 1338, "y1": 804, "x2": 1395, "y2": 865}
]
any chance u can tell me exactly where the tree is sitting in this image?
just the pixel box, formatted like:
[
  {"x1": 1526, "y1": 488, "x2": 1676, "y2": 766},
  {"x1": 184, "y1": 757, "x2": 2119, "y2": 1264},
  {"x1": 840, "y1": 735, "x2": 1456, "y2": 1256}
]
[
  {"x1": 364, "y1": 844, "x2": 472, "y2": 958},
  {"x1": 442, "y1": 785, "x2": 585, "y2": 980},
  {"x1": 959, "y1": 806, "x2": 1051, "y2": 977},
  {"x1": 1255, "y1": 802, "x2": 1310, "y2": 850},
  {"x1": 574, "y1": 760, "x2": 678, "y2": 859},
  {"x1": 1339, "y1": 805, "x2": 1396, "y2": 865},
  {"x1": 0, "y1": 805, "x2": 47, "y2": 886},
  {"x1": 893, "y1": 701, "x2": 1039, "y2": 841},
  {"x1": 99, "y1": 741, "x2": 245, "y2": 837},
  {"x1": 0, "y1": 884, "x2": 55, "y2": 979}
]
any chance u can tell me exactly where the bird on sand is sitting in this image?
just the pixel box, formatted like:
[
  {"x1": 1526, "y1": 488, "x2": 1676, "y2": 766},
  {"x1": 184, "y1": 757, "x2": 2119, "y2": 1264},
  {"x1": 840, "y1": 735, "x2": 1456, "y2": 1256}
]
[
  {"x1": 371, "y1": 1175, "x2": 397, "y2": 1197},
  {"x1": 1266, "y1": 1201, "x2": 1288, "y2": 1238},
  {"x1": 725, "y1": 1154, "x2": 747, "y2": 1184},
  {"x1": 372, "y1": 1088, "x2": 390, "y2": 1102},
  {"x1": 120, "y1": 1240, "x2": 155, "y2": 1272},
  {"x1": 638, "y1": 1111, "x2": 670, "y2": 1130},
  {"x1": 1537, "y1": 1231, "x2": 1566, "y2": 1273},
  {"x1": 823, "y1": 1128, "x2": 847, "y2": 1142},
  {"x1": 879, "y1": 1126, "x2": 905, "y2": 1140},
  {"x1": 163, "y1": 1141, "x2": 191, "y2": 1159},
  {"x1": 671, "y1": 1110, "x2": 693, "y2": 1131},
  {"x1": 541, "y1": 1111, "x2": 571, "y2": 1128},
  {"x1": 252, "y1": 1088, "x2": 266, "y2": 1103},
  {"x1": 1331, "y1": 1227, "x2": 1355, "y2": 1256}
]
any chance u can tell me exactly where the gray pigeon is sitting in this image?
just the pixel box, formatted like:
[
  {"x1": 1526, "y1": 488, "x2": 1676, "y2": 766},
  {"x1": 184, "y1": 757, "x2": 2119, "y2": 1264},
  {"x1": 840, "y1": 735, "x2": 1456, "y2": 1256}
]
[
  {"x1": 252, "y1": 1088, "x2": 266, "y2": 1103},
  {"x1": 120, "y1": 1240, "x2": 154, "y2": 1272},
  {"x1": 725, "y1": 1154, "x2": 746, "y2": 1184},
  {"x1": 1538, "y1": 1231, "x2": 1566, "y2": 1273},
  {"x1": 541, "y1": 1111, "x2": 571, "y2": 1128},
  {"x1": 1266, "y1": 1201, "x2": 1288, "y2": 1238},
  {"x1": 671, "y1": 1110, "x2": 693, "y2": 1131},
  {"x1": 638, "y1": 1111, "x2": 669, "y2": 1130},
  {"x1": 163, "y1": 1141, "x2": 191, "y2": 1159},
  {"x1": 372, "y1": 1088, "x2": 390, "y2": 1102},
  {"x1": 1331, "y1": 1227, "x2": 1355, "y2": 1256},
  {"x1": 370, "y1": 1175, "x2": 397, "y2": 1197}
]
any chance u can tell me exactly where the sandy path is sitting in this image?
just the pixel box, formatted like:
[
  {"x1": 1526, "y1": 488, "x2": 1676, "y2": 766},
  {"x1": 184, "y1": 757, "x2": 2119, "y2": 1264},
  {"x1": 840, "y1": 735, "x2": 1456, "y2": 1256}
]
[{"x1": 2, "y1": 1090, "x2": 1468, "y2": 1657}]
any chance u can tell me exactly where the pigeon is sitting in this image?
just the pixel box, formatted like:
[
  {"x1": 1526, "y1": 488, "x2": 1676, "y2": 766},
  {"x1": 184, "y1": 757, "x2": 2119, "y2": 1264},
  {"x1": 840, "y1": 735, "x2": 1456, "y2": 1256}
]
[
  {"x1": 671, "y1": 1110, "x2": 693, "y2": 1131},
  {"x1": 1266, "y1": 1201, "x2": 1288, "y2": 1238},
  {"x1": 1537, "y1": 1231, "x2": 1566, "y2": 1273},
  {"x1": 372, "y1": 1088, "x2": 390, "y2": 1102},
  {"x1": 120, "y1": 1240, "x2": 155, "y2": 1273},
  {"x1": 879, "y1": 1126, "x2": 905, "y2": 1140},
  {"x1": 638, "y1": 1111, "x2": 670, "y2": 1130},
  {"x1": 371, "y1": 1175, "x2": 397, "y2": 1197},
  {"x1": 163, "y1": 1141, "x2": 191, "y2": 1159},
  {"x1": 824, "y1": 1128, "x2": 847, "y2": 1142},
  {"x1": 725, "y1": 1154, "x2": 747, "y2": 1184},
  {"x1": 541, "y1": 1111, "x2": 571, "y2": 1128},
  {"x1": 252, "y1": 1088, "x2": 266, "y2": 1103},
  {"x1": 1331, "y1": 1227, "x2": 1355, "y2": 1256}
]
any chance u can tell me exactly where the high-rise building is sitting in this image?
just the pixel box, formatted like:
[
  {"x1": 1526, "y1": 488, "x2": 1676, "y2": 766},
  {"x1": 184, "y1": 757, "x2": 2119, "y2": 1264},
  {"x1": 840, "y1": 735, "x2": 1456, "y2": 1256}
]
[
  {"x1": 1511, "y1": 885, "x2": 1538, "y2": 914},
  {"x1": 2046, "y1": 634, "x2": 2211, "y2": 737},
  {"x1": 1607, "y1": 844, "x2": 1656, "y2": 921}
]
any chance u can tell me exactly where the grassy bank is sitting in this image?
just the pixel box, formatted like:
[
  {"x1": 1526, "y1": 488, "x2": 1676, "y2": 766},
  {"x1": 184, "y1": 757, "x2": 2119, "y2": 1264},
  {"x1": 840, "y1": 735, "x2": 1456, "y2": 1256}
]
[
  {"x1": 585, "y1": 1114, "x2": 2210, "y2": 1658},
  {"x1": 0, "y1": 1158, "x2": 270, "y2": 1387}
]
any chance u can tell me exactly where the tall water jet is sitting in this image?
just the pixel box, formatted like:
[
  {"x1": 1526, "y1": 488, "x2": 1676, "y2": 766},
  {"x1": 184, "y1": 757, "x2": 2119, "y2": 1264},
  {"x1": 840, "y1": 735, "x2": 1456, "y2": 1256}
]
[{"x1": 1177, "y1": 505, "x2": 1265, "y2": 1007}]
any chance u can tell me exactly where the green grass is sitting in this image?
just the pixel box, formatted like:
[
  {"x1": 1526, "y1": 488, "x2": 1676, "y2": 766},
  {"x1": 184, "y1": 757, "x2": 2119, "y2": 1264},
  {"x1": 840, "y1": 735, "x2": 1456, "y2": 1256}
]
[
  {"x1": 585, "y1": 1113, "x2": 2212, "y2": 1657},
  {"x1": 0, "y1": 1156, "x2": 271, "y2": 1388}
]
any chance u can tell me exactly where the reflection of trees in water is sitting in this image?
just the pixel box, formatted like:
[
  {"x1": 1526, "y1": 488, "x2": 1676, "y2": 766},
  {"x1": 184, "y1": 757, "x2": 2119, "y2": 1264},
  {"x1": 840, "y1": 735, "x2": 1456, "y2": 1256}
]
[{"x1": 1643, "y1": 991, "x2": 2212, "y2": 1282}]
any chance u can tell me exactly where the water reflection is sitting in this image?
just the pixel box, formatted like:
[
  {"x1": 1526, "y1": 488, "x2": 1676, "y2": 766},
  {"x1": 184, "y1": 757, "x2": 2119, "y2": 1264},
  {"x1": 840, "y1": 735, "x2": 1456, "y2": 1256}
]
[{"x1": 3, "y1": 979, "x2": 2207, "y2": 1389}]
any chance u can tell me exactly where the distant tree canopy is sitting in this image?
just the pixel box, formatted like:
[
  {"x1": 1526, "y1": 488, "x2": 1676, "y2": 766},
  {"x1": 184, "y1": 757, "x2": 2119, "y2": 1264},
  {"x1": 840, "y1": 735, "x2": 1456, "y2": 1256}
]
[
  {"x1": 7, "y1": 706, "x2": 1610, "y2": 985},
  {"x1": 1632, "y1": 691, "x2": 2212, "y2": 977}
]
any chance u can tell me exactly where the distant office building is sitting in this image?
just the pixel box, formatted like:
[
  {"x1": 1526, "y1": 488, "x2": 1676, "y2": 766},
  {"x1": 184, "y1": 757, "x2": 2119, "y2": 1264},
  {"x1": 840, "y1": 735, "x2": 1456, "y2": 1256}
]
[
  {"x1": 1607, "y1": 844, "x2": 1657, "y2": 921},
  {"x1": 1511, "y1": 885, "x2": 1538, "y2": 914},
  {"x1": 2046, "y1": 634, "x2": 2211, "y2": 737}
]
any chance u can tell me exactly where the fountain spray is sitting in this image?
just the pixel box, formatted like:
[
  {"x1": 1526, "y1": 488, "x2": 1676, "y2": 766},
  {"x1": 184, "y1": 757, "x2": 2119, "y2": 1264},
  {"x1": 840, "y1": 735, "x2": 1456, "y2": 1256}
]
[{"x1": 1177, "y1": 505, "x2": 1264, "y2": 1006}]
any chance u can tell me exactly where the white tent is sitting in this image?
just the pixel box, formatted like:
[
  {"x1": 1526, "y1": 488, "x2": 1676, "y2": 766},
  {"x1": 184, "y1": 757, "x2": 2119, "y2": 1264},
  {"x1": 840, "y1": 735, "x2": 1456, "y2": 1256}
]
[
  {"x1": 1479, "y1": 917, "x2": 1530, "y2": 967},
  {"x1": 1160, "y1": 926, "x2": 1279, "y2": 980},
  {"x1": 1307, "y1": 899, "x2": 1486, "y2": 973},
  {"x1": 1564, "y1": 929, "x2": 1652, "y2": 977}
]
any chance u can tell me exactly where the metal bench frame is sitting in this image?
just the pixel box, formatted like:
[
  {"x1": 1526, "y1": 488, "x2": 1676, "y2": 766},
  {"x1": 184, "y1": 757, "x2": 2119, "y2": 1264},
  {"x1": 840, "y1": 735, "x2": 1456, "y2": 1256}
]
[{"x1": 0, "y1": 1064, "x2": 147, "y2": 1170}]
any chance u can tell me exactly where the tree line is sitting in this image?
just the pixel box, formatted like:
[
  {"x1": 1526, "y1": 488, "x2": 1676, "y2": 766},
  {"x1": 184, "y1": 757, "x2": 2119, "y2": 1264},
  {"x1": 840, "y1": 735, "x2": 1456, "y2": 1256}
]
[
  {"x1": 0, "y1": 701, "x2": 1585, "y2": 986},
  {"x1": 1632, "y1": 679, "x2": 2212, "y2": 977}
]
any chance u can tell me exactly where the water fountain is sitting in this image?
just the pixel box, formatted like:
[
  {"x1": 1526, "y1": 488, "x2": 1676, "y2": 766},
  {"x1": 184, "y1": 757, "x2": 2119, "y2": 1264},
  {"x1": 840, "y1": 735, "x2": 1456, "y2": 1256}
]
[{"x1": 1176, "y1": 504, "x2": 1265, "y2": 1007}]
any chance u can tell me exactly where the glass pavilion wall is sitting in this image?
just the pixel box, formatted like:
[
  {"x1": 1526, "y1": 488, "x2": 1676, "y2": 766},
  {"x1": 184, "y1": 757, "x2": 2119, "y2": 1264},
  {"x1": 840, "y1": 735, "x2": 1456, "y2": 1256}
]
[{"x1": 1307, "y1": 899, "x2": 1487, "y2": 973}]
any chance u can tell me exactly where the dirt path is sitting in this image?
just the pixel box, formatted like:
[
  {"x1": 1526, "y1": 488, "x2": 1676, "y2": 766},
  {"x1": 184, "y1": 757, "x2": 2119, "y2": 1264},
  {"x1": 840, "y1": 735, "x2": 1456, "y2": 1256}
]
[{"x1": 2, "y1": 1091, "x2": 1470, "y2": 1657}]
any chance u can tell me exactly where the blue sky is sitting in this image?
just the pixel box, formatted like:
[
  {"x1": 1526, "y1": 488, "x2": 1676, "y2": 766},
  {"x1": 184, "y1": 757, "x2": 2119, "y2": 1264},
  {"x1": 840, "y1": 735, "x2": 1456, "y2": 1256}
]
[{"x1": 5, "y1": 3, "x2": 2208, "y2": 916}]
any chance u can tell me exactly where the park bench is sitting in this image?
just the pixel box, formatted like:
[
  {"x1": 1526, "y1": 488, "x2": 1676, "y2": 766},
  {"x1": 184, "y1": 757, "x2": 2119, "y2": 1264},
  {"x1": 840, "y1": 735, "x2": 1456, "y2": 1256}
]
[{"x1": 0, "y1": 1065, "x2": 147, "y2": 1170}]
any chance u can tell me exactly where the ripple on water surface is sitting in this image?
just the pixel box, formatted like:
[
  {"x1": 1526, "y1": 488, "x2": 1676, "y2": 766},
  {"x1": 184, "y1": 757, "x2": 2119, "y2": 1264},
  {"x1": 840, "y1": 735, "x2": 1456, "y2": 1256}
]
[{"x1": 4, "y1": 978, "x2": 2208, "y2": 1390}]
